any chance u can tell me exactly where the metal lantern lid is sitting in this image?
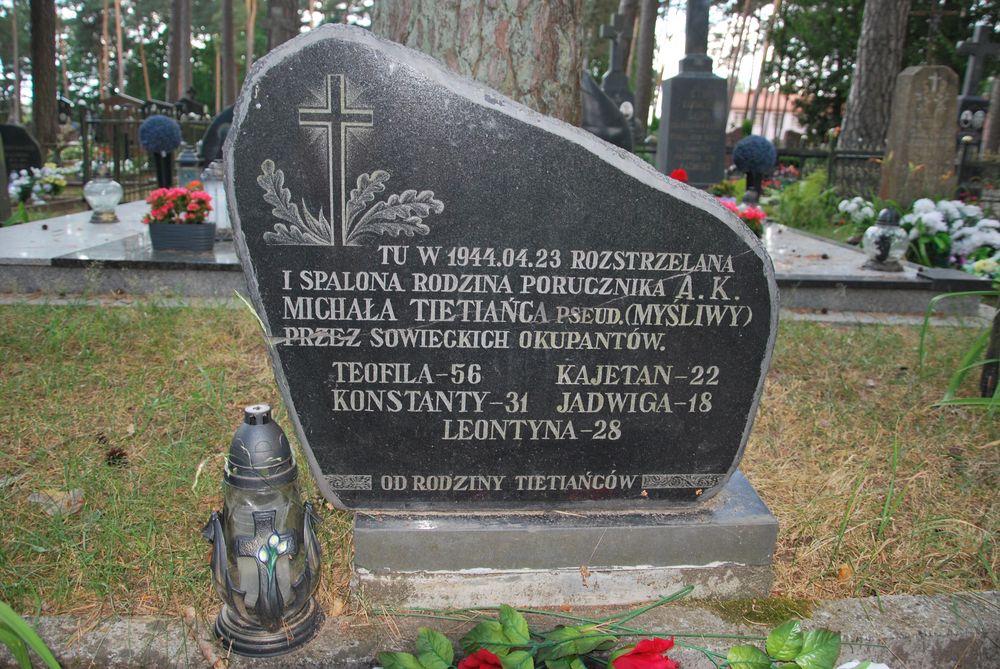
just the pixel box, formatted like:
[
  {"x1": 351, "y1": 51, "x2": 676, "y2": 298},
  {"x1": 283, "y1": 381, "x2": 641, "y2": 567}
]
[
  {"x1": 876, "y1": 208, "x2": 900, "y2": 227},
  {"x1": 225, "y1": 404, "x2": 297, "y2": 488}
]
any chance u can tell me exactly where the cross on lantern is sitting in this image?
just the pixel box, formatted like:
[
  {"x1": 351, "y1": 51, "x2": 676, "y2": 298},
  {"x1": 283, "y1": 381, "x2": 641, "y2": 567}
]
[
  {"x1": 600, "y1": 13, "x2": 628, "y2": 74},
  {"x1": 299, "y1": 73, "x2": 374, "y2": 246},
  {"x1": 957, "y1": 24, "x2": 999, "y2": 98},
  {"x1": 236, "y1": 510, "x2": 297, "y2": 566}
]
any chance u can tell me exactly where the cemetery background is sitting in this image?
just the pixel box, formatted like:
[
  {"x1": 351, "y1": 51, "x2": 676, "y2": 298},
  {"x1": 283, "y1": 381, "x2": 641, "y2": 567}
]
[{"x1": 0, "y1": 0, "x2": 998, "y2": 667}]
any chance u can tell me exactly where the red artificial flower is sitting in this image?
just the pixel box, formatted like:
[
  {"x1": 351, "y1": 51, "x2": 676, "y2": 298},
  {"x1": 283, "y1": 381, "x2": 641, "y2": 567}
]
[
  {"x1": 186, "y1": 180, "x2": 203, "y2": 190},
  {"x1": 719, "y1": 199, "x2": 740, "y2": 214},
  {"x1": 669, "y1": 168, "x2": 689, "y2": 183},
  {"x1": 740, "y1": 206, "x2": 767, "y2": 221},
  {"x1": 457, "y1": 648, "x2": 503, "y2": 669},
  {"x1": 612, "y1": 637, "x2": 679, "y2": 669}
]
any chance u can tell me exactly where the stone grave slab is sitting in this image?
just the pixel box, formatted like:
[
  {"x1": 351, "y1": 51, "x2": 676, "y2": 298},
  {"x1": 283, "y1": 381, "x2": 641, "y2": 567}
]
[
  {"x1": 880, "y1": 66, "x2": 958, "y2": 207},
  {"x1": 226, "y1": 24, "x2": 777, "y2": 603}
]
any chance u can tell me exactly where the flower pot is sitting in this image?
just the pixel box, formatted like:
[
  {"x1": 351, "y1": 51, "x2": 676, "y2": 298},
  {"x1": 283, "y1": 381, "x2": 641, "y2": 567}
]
[{"x1": 148, "y1": 222, "x2": 217, "y2": 252}]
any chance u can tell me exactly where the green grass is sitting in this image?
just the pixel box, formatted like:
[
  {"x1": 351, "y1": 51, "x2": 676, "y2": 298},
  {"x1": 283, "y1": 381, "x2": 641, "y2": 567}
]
[{"x1": 0, "y1": 303, "x2": 996, "y2": 618}]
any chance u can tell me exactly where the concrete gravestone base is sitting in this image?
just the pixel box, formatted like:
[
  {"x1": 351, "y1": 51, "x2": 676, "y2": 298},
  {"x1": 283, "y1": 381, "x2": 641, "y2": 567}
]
[{"x1": 354, "y1": 471, "x2": 777, "y2": 607}]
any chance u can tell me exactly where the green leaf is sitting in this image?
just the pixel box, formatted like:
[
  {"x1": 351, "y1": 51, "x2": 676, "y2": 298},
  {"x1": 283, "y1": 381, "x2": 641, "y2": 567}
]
[
  {"x1": 499, "y1": 604, "x2": 531, "y2": 645},
  {"x1": 726, "y1": 644, "x2": 771, "y2": 669},
  {"x1": 0, "y1": 623, "x2": 32, "y2": 669},
  {"x1": 416, "y1": 627, "x2": 454, "y2": 669},
  {"x1": 0, "y1": 602, "x2": 60, "y2": 669},
  {"x1": 461, "y1": 620, "x2": 510, "y2": 656},
  {"x1": 502, "y1": 650, "x2": 535, "y2": 669},
  {"x1": 378, "y1": 651, "x2": 424, "y2": 669},
  {"x1": 765, "y1": 619, "x2": 804, "y2": 660},
  {"x1": 794, "y1": 629, "x2": 842, "y2": 669},
  {"x1": 544, "y1": 658, "x2": 587, "y2": 669},
  {"x1": 536, "y1": 626, "x2": 616, "y2": 662}
]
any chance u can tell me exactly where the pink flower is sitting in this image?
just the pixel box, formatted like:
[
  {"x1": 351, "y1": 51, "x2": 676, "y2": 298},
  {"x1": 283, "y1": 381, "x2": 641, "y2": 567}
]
[{"x1": 740, "y1": 207, "x2": 767, "y2": 221}]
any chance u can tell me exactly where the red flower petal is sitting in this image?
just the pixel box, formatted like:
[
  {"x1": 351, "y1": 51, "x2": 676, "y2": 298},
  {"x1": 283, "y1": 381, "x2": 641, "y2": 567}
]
[{"x1": 457, "y1": 648, "x2": 503, "y2": 669}]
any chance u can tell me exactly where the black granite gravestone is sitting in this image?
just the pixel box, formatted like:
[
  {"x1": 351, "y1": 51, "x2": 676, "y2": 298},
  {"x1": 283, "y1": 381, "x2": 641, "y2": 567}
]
[
  {"x1": 580, "y1": 73, "x2": 633, "y2": 151},
  {"x1": 599, "y1": 13, "x2": 639, "y2": 136},
  {"x1": 200, "y1": 106, "x2": 234, "y2": 164},
  {"x1": 956, "y1": 24, "x2": 997, "y2": 152},
  {"x1": 655, "y1": 0, "x2": 727, "y2": 188},
  {"x1": 227, "y1": 25, "x2": 777, "y2": 512},
  {"x1": 0, "y1": 124, "x2": 43, "y2": 173}
]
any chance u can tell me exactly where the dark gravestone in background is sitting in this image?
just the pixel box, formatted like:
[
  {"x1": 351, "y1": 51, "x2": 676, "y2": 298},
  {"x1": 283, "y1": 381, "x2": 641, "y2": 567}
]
[
  {"x1": 0, "y1": 139, "x2": 10, "y2": 220},
  {"x1": 227, "y1": 25, "x2": 777, "y2": 511},
  {"x1": 0, "y1": 124, "x2": 43, "y2": 174},
  {"x1": 200, "y1": 106, "x2": 234, "y2": 164},
  {"x1": 656, "y1": 0, "x2": 727, "y2": 187},
  {"x1": 580, "y1": 72, "x2": 633, "y2": 151}
]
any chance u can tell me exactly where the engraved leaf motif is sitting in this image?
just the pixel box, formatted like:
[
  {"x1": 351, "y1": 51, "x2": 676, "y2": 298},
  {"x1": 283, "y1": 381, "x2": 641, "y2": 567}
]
[
  {"x1": 301, "y1": 201, "x2": 333, "y2": 244},
  {"x1": 346, "y1": 170, "x2": 390, "y2": 227},
  {"x1": 257, "y1": 159, "x2": 332, "y2": 245},
  {"x1": 257, "y1": 159, "x2": 299, "y2": 225},
  {"x1": 347, "y1": 185, "x2": 445, "y2": 245}
]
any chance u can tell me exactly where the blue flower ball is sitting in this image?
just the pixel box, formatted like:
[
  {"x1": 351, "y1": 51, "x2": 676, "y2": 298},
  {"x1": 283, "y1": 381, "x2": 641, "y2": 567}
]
[
  {"x1": 733, "y1": 135, "x2": 777, "y2": 174},
  {"x1": 139, "y1": 115, "x2": 183, "y2": 153}
]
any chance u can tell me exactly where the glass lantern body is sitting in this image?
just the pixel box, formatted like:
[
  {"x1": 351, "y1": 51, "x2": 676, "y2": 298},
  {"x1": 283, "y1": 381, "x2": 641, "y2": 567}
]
[
  {"x1": 202, "y1": 161, "x2": 231, "y2": 240},
  {"x1": 83, "y1": 176, "x2": 124, "y2": 223},
  {"x1": 177, "y1": 144, "x2": 201, "y2": 187},
  {"x1": 219, "y1": 478, "x2": 308, "y2": 628},
  {"x1": 862, "y1": 224, "x2": 908, "y2": 268}
]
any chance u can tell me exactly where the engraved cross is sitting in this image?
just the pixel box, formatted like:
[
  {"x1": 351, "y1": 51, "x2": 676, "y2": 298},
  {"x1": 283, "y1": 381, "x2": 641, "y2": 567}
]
[
  {"x1": 927, "y1": 71, "x2": 942, "y2": 93},
  {"x1": 299, "y1": 74, "x2": 373, "y2": 245},
  {"x1": 236, "y1": 510, "x2": 296, "y2": 565}
]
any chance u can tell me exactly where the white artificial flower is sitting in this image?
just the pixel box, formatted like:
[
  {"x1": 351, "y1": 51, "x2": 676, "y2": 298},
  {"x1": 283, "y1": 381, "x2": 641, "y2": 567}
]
[
  {"x1": 918, "y1": 211, "x2": 947, "y2": 233},
  {"x1": 913, "y1": 198, "x2": 935, "y2": 214},
  {"x1": 838, "y1": 200, "x2": 850, "y2": 212},
  {"x1": 836, "y1": 662, "x2": 890, "y2": 669},
  {"x1": 961, "y1": 203, "x2": 983, "y2": 219}
]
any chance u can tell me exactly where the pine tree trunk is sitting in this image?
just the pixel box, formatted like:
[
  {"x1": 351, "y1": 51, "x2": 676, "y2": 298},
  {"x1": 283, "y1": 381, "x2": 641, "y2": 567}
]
[
  {"x1": 245, "y1": 0, "x2": 257, "y2": 76},
  {"x1": 10, "y1": 2, "x2": 21, "y2": 123},
  {"x1": 114, "y1": 0, "x2": 125, "y2": 91},
  {"x1": 179, "y1": 0, "x2": 192, "y2": 95},
  {"x1": 168, "y1": 0, "x2": 182, "y2": 100},
  {"x1": 837, "y1": 0, "x2": 910, "y2": 150},
  {"x1": 372, "y1": 0, "x2": 584, "y2": 125},
  {"x1": 222, "y1": 0, "x2": 237, "y2": 106},
  {"x1": 632, "y1": 0, "x2": 656, "y2": 135},
  {"x1": 30, "y1": 0, "x2": 57, "y2": 149},
  {"x1": 266, "y1": 0, "x2": 299, "y2": 52},
  {"x1": 617, "y1": 0, "x2": 639, "y2": 72}
]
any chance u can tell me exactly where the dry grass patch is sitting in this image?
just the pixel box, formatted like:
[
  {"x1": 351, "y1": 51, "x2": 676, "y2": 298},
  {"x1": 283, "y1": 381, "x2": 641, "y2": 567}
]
[
  {"x1": 0, "y1": 304, "x2": 996, "y2": 618},
  {"x1": 745, "y1": 320, "x2": 998, "y2": 600}
]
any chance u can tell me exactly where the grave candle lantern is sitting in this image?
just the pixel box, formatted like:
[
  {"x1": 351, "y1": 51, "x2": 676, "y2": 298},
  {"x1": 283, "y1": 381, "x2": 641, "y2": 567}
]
[
  {"x1": 202, "y1": 404, "x2": 322, "y2": 657},
  {"x1": 862, "y1": 209, "x2": 908, "y2": 272},
  {"x1": 83, "y1": 163, "x2": 123, "y2": 223},
  {"x1": 201, "y1": 160, "x2": 232, "y2": 241},
  {"x1": 177, "y1": 143, "x2": 201, "y2": 187}
]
